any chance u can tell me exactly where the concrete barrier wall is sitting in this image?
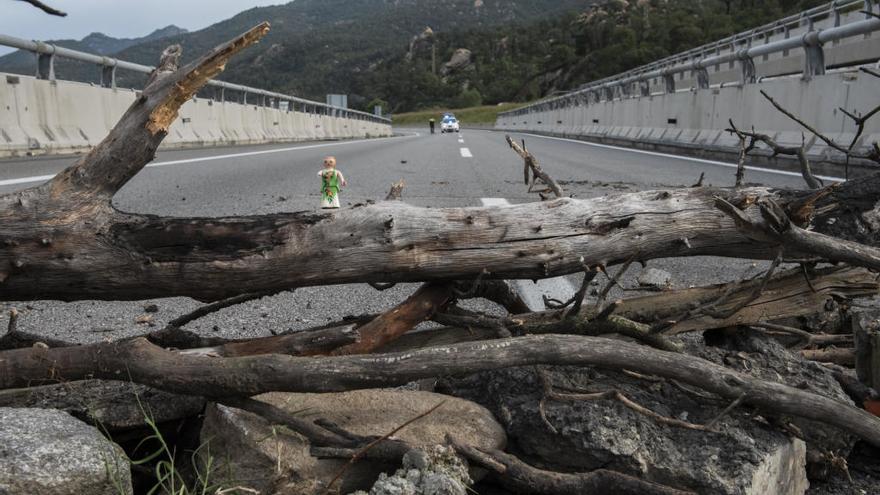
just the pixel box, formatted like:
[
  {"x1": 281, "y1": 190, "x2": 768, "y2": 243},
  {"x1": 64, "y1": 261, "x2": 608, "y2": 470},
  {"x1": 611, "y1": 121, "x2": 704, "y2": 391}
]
[
  {"x1": 0, "y1": 73, "x2": 392, "y2": 157},
  {"x1": 495, "y1": 68, "x2": 879, "y2": 172}
]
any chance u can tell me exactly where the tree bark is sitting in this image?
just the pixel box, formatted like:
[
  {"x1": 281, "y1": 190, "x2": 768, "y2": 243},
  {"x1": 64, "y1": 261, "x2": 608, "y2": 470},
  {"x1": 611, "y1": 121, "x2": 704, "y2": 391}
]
[
  {"x1": 450, "y1": 437, "x2": 694, "y2": 495},
  {"x1": 3, "y1": 334, "x2": 880, "y2": 447},
  {"x1": 330, "y1": 282, "x2": 453, "y2": 355},
  {"x1": 3, "y1": 178, "x2": 879, "y2": 302}
]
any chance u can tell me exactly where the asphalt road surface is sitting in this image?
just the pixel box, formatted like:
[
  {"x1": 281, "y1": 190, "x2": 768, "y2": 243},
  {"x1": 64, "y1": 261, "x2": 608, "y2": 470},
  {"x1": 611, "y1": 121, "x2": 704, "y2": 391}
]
[{"x1": 0, "y1": 129, "x2": 831, "y2": 344}]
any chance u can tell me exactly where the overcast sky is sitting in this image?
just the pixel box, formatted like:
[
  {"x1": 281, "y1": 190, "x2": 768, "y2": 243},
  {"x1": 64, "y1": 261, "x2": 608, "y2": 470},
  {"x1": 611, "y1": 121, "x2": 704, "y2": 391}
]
[{"x1": 0, "y1": 0, "x2": 286, "y2": 55}]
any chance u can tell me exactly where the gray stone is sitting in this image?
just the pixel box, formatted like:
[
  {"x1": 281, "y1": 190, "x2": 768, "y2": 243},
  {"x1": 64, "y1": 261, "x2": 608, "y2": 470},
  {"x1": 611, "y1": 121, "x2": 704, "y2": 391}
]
[
  {"x1": 438, "y1": 331, "x2": 841, "y2": 495},
  {"x1": 441, "y1": 49, "x2": 473, "y2": 76},
  {"x1": 637, "y1": 267, "x2": 673, "y2": 289},
  {"x1": 200, "y1": 389, "x2": 505, "y2": 494},
  {"x1": 352, "y1": 446, "x2": 471, "y2": 495},
  {"x1": 0, "y1": 380, "x2": 205, "y2": 431},
  {"x1": 0, "y1": 407, "x2": 132, "y2": 495}
]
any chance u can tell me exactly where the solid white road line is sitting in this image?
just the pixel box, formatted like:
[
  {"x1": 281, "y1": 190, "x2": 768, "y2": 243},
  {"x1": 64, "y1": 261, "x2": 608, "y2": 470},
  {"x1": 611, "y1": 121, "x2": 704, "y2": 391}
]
[
  {"x1": 512, "y1": 132, "x2": 846, "y2": 182},
  {"x1": 0, "y1": 174, "x2": 57, "y2": 186},
  {"x1": 479, "y1": 197, "x2": 576, "y2": 311},
  {"x1": 0, "y1": 133, "x2": 420, "y2": 187},
  {"x1": 460, "y1": 147, "x2": 473, "y2": 158}
]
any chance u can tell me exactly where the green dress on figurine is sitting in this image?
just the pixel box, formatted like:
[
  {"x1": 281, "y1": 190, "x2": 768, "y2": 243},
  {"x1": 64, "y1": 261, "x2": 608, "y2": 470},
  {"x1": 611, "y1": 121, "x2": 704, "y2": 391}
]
[{"x1": 318, "y1": 169, "x2": 344, "y2": 208}]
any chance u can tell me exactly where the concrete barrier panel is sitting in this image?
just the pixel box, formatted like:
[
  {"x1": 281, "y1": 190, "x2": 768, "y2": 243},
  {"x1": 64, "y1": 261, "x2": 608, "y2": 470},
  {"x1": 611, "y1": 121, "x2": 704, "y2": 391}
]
[
  {"x1": 0, "y1": 73, "x2": 391, "y2": 157},
  {"x1": 497, "y1": 69, "x2": 877, "y2": 170}
]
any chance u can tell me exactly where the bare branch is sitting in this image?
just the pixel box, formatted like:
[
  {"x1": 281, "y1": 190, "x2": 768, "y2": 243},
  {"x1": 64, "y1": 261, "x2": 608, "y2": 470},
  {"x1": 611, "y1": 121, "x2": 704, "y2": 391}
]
[
  {"x1": 324, "y1": 401, "x2": 445, "y2": 494},
  {"x1": 385, "y1": 179, "x2": 406, "y2": 201},
  {"x1": 448, "y1": 435, "x2": 694, "y2": 495},
  {"x1": 16, "y1": 0, "x2": 66, "y2": 16},
  {"x1": 506, "y1": 135, "x2": 564, "y2": 198},
  {"x1": 4, "y1": 335, "x2": 880, "y2": 446},
  {"x1": 726, "y1": 119, "x2": 821, "y2": 189}
]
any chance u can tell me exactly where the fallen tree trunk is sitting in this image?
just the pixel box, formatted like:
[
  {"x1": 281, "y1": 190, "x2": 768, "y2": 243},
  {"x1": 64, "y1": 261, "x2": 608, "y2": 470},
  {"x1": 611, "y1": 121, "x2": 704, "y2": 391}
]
[
  {"x1": 3, "y1": 334, "x2": 880, "y2": 447},
  {"x1": 3, "y1": 179, "x2": 879, "y2": 302}
]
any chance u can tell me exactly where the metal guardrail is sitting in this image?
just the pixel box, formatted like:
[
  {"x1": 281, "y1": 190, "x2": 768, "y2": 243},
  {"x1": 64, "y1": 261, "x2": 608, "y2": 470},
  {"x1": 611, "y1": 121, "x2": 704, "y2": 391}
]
[
  {"x1": 500, "y1": 0, "x2": 880, "y2": 117},
  {"x1": 0, "y1": 33, "x2": 391, "y2": 124}
]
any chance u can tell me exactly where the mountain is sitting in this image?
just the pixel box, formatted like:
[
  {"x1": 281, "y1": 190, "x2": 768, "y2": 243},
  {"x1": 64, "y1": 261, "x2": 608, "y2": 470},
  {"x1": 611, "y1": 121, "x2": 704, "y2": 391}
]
[
  {"x1": 0, "y1": 0, "x2": 830, "y2": 113},
  {"x1": 0, "y1": 0, "x2": 593, "y2": 104},
  {"x1": 107, "y1": 0, "x2": 594, "y2": 101},
  {"x1": 0, "y1": 25, "x2": 188, "y2": 70}
]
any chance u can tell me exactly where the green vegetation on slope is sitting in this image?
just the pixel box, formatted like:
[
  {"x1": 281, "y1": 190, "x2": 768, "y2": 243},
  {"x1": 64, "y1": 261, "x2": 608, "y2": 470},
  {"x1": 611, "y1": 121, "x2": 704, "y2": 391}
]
[
  {"x1": 360, "y1": 0, "x2": 828, "y2": 113},
  {"x1": 0, "y1": 0, "x2": 830, "y2": 114},
  {"x1": 392, "y1": 103, "x2": 522, "y2": 127}
]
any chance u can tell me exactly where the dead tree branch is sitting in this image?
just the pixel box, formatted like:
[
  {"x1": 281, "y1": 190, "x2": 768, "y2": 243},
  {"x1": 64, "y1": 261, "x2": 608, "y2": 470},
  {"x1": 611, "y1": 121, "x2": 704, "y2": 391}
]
[
  {"x1": 330, "y1": 282, "x2": 453, "y2": 355},
  {"x1": 716, "y1": 196, "x2": 880, "y2": 272},
  {"x1": 726, "y1": 119, "x2": 821, "y2": 189},
  {"x1": 4, "y1": 335, "x2": 880, "y2": 447},
  {"x1": 760, "y1": 89, "x2": 880, "y2": 164},
  {"x1": 323, "y1": 401, "x2": 445, "y2": 494},
  {"x1": 506, "y1": 135, "x2": 564, "y2": 198},
  {"x1": 448, "y1": 435, "x2": 695, "y2": 495},
  {"x1": 16, "y1": 0, "x2": 66, "y2": 16}
]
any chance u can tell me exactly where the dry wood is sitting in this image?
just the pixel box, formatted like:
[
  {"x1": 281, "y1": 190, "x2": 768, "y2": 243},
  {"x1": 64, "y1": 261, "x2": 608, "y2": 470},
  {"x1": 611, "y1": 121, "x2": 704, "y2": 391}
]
[
  {"x1": 3, "y1": 334, "x2": 880, "y2": 447},
  {"x1": 177, "y1": 324, "x2": 359, "y2": 358},
  {"x1": 506, "y1": 135, "x2": 564, "y2": 198},
  {"x1": 330, "y1": 282, "x2": 452, "y2": 355},
  {"x1": 323, "y1": 401, "x2": 445, "y2": 494},
  {"x1": 540, "y1": 370, "x2": 712, "y2": 432},
  {"x1": 375, "y1": 265, "x2": 878, "y2": 353},
  {"x1": 16, "y1": 0, "x2": 66, "y2": 16},
  {"x1": 760, "y1": 89, "x2": 880, "y2": 164},
  {"x1": 4, "y1": 177, "x2": 879, "y2": 302},
  {"x1": 726, "y1": 119, "x2": 821, "y2": 189},
  {"x1": 448, "y1": 435, "x2": 694, "y2": 495},
  {"x1": 801, "y1": 347, "x2": 856, "y2": 366}
]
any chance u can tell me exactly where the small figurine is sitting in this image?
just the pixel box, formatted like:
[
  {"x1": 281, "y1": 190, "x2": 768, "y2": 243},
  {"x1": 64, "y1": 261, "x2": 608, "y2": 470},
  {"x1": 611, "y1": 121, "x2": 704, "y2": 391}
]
[{"x1": 318, "y1": 155, "x2": 346, "y2": 209}]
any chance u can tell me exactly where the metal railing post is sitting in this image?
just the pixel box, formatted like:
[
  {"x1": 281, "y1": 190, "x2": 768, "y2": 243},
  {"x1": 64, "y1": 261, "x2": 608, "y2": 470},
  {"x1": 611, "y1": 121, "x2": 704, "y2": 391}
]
[
  {"x1": 603, "y1": 86, "x2": 614, "y2": 101},
  {"x1": 100, "y1": 65, "x2": 116, "y2": 89},
  {"x1": 663, "y1": 71, "x2": 675, "y2": 93},
  {"x1": 738, "y1": 49, "x2": 756, "y2": 84},
  {"x1": 36, "y1": 52, "x2": 55, "y2": 80},
  {"x1": 803, "y1": 31, "x2": 826, "y2": 78},
  {"x1": 695, "y1": 63, "x2": 710, "y2": 89}
]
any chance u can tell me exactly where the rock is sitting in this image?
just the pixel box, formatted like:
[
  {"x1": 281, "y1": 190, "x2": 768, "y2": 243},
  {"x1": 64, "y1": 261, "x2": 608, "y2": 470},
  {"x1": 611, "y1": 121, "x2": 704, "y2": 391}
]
[
  {"x1": 637, "y1": 267, "x2": 672, "y2": 289},
  {"x1": 407, "y1": 27, "x2": 434, "y2": 61},
  {"x1": 200, "y1": 389, "x2": 505, "y2": 494},
  {"x1": 438, "y1": 331, "x2": 844, "y2": 495},
  {"x1": 352, "y1": 445, "x2": 471, "y2": 495},
  {"x1": 699, "y1": 329, "x2": 857, "y2": 472},
  {"x1": 143, "y1": 303, "x2": 159, "y2": 313},
  {"x1": 441, "y1": 49, "x2": 473, "y2": 76},
  {"x1": 0, "y1": 380, "x2": 205, "y2": 431},
  {"x1": 0, "y1": 407, "x2": 132, "y2": 495}
]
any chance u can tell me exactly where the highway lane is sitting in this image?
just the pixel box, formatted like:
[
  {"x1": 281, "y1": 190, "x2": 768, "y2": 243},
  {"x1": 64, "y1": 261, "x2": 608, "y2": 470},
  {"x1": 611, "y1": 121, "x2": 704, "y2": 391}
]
[{"x1": 0, "y1": 129, "x2": 812, "y2": 343}]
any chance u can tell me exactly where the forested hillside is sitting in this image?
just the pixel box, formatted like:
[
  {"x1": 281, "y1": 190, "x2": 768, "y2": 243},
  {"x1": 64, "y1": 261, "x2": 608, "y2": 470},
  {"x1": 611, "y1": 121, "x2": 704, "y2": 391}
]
[
  {"x1": 0, "y1": 0, "x2": 830, "y2": 113},
  {"x1": 358, "y1": 0, "x2": 829, "y2": 112}
]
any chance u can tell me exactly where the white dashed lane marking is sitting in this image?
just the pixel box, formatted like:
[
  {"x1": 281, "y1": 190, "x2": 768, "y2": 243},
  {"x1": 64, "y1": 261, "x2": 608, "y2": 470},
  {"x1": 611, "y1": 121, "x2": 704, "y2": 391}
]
[{"x1": 460, "y1": 147, "x2": 473, "y2": 158}]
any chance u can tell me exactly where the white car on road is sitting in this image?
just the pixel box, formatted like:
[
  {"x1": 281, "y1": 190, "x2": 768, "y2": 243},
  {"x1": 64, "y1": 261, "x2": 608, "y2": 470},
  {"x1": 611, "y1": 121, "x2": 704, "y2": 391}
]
[{"x1": 440, "y1": 117, "x2": 460, "y2": 133}]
